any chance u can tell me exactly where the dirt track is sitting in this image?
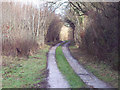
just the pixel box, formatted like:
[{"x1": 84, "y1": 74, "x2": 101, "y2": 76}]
[
  {"x1": 62, "y1": 41, "x2": 112, "y2": 88},
  {"x1": 47, "y1": 41, "x2": 112, "y2": 88},
  {"x1": 47, "y1": 42, "x2": 69, "y2": 88}
]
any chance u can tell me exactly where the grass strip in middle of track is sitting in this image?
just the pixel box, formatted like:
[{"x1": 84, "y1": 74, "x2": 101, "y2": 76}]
[{"x1": 55, "y1": 45, "x2": 86, "y2": 88}]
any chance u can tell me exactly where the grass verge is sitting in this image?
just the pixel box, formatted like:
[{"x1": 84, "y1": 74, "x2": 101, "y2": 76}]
[
  {"x1": 56, "y1": 46, "x2": 86, "y2": 88},
  {"x1": 2, "y1": 45, "x2": 50, "y2": 88},
  {"x1": 69, "y1": 45, "x2": 118, "y2": 88}
]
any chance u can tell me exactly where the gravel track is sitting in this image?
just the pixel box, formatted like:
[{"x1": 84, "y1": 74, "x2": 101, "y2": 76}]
[
  {"x1": 62, "y1": 41, "x2": 112, "y2": 88},
  {"x1": 47, "y1": 42, "x2": 69, "y2": 88}
]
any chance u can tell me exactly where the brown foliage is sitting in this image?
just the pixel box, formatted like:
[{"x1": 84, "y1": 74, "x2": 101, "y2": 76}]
[
  {"x1": 83, "y1": 3, "x2": 118, "y2": 70},
  {"x1": 1, "y1": 2, "x2": 59, "y2": 57},
  {"x1": 46, "y1": 15, "x2": 63, "y2": 42},
  {"x1": 67, "y1": 2, "x2": 119, "y2": 70}
]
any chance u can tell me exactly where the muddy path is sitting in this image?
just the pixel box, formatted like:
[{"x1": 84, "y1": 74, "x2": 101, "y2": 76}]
[
  {"x1": 47, "y1": 42, "x2": 69, "y2": 88},
  {"x1": 62, "y1": 41, "x2": 112, "y2": 88}
]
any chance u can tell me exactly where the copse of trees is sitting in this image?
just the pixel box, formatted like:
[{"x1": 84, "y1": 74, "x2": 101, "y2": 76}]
[
  {"x1": 1, "y1": 2, "x2": 61, "y2": 57},
  {"x1": 64, "y1": 2, "x2": 119, "y2": 70},
  {"x1": 1, "y1": 1, "x2": 119, "y2": 70},
  {"x1": 46, "y1": 15, "x2": 63, "y2": 42}
]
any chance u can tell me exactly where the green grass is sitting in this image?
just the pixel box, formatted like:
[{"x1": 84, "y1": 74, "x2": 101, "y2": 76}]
[
  {"x1": 56, "y1": 46, "x2": 86, "y2": 88},
  {"x1": 69, "y1": 45, "x2": 118, "y2": 88},
  {"x1": 2, "y1": 46, "x2": 49, "y2": 88}
]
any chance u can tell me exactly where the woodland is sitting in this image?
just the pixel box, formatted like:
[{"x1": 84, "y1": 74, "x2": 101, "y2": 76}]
[{"x1": 0, "y1": 1, "x2": 119, "y2": 88}]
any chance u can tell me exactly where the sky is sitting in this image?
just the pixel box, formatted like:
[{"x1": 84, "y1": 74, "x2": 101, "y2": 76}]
[{"x1": 52, "y1": 1, "x2": 68, "y2": 15}]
